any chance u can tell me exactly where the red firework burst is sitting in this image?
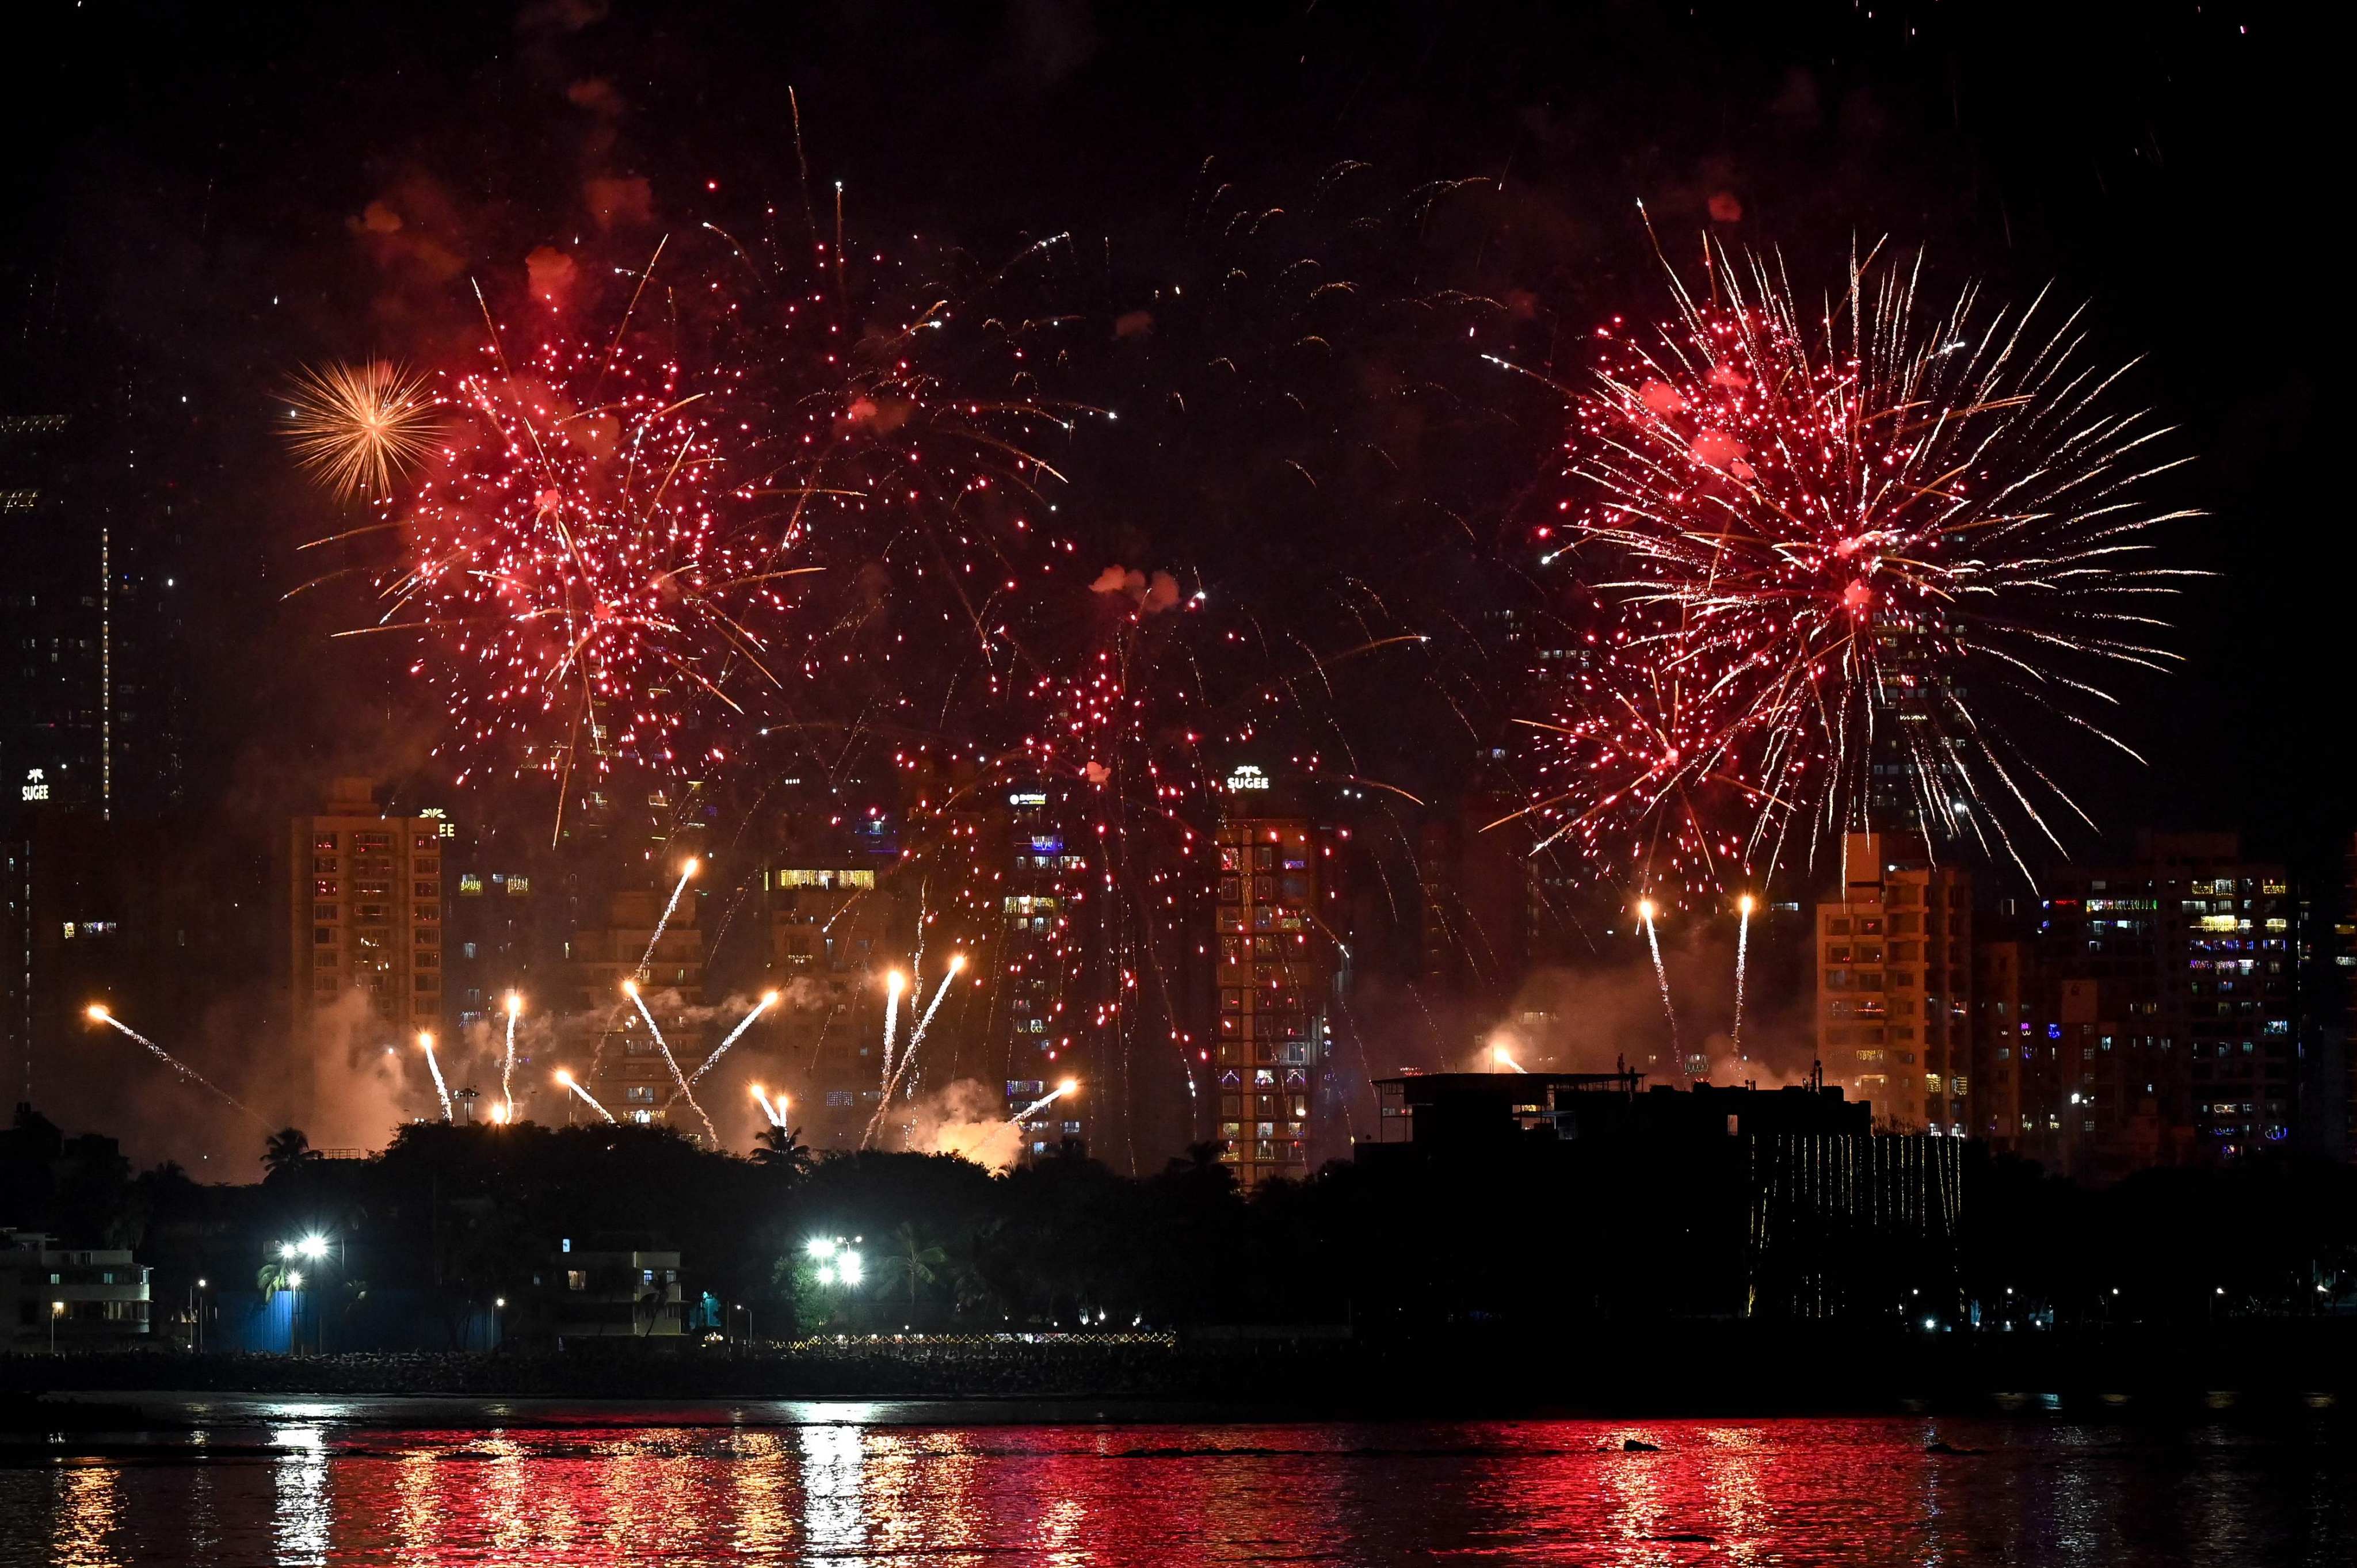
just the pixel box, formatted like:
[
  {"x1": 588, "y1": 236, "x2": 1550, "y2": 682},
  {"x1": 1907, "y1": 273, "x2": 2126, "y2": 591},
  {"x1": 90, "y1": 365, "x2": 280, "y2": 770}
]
[{"x1": 1516, "y1": 243, "x2": 2195, "y2": 895}]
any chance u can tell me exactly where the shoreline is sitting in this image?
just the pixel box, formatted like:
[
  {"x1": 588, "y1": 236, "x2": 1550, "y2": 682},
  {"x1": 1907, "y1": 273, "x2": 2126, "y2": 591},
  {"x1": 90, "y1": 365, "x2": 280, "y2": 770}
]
[{"x1": 6, "y1": 1322, "x2": 2354, "y2": 1430}]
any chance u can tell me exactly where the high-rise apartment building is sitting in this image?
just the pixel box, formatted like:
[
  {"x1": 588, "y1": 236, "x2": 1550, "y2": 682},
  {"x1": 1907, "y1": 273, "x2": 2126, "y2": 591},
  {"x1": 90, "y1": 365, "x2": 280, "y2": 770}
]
[
  {"x1": 289, "y1": 779, "x2": 447, "y2": 1101},
  {"x1": 1212, "y1": 768, "x2": 1337, "y2": 1187},
  {"x1": 763, "y1": 859, "x2": 896, "y2": 1150},
  {"x1": 2039, "y1": 833, "x2": 2299, "y2": 1163},
  {"x1": 441, "y1": 825, "x2": 546, "y2": 1036},
  {"x1": 565, "y1": 878, "x2": 705, "y2": 1131},
  {"x1": 1970, "y1": 934, "x2": 2045, "y2": 1150},
  {"x1": 1814, "y1": 832, "x2": 1973, "y2": 1134},
  {"x1": 2341, "y1": 834, "x2": 2357, "y2": 1158},
  {"x1": 987, "y1": 785, "x2": 1090, "y2": 1161}
]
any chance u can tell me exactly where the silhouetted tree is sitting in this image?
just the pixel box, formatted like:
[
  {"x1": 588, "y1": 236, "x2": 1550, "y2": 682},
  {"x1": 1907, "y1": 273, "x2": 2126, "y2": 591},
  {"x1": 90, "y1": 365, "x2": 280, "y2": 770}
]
[
  {"x1": 880, "y1": 1220, "x2": 945, "y2": 1309},
  {"x1": 752, "y1": 1123, "x2": 815, "y2": 1177},
  {"x1": 262, "y1": 1127, "x2": 321, "y2": 1182}
]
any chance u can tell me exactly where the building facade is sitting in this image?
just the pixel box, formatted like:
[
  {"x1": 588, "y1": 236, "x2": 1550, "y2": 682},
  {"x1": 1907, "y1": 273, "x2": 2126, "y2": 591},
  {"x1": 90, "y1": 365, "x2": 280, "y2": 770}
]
[
  {"x1": 1, "y1": 1229, "x2": 152, "y2": 1349},
  {"x1": 1815, "y1": 832, "x2": 1974, "y2": 1134},
  {"x1": 1212, "y1": 775, "x2": 1335, "y2": 1187},
  {"x1": 289, "y1": 779, "x2": 447, "y2": 1113},
  {"x1": 763, "y1": 859, "x2": 895, "y2": 1151},
  {"x1": 988, "y1": 786, "x2": 1089, "y2": 1161},
  {"x1": 2038, "y1": 833, "x2": 2299, "y2": 1163},
  {"x1": 566, "y1": 879, "x2": 705, "y2": 1130}
]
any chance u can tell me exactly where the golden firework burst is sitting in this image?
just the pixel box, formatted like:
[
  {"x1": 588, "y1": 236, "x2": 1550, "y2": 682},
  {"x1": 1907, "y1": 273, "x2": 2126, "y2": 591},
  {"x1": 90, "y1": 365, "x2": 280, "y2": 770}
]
[{"x1": 282, "y1": 360, "x2": 440, "y2": 498}]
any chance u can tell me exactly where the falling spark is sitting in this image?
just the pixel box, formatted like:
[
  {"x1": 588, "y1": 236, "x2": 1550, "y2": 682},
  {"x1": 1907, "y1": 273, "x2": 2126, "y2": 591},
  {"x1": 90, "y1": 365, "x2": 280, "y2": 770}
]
[
  {"x1": 626, "y1": 979, "x2": 716, "y2": 1144},
  {"x1": 688, "y1": 990, "x2": 781, "y2": 1087},
  {"x1": 555, "y1": 1069, "x2": 616, "y2": 1123},
  {"x1": 639, "y1": 859, "x2": 700, "y2": 979},
  {"x1": 418, "y1": 1031, "x2": 453, "y2": 1121},
  {"x1": 85, "y1": 1006, "x2": 269, "y2": 1127}
]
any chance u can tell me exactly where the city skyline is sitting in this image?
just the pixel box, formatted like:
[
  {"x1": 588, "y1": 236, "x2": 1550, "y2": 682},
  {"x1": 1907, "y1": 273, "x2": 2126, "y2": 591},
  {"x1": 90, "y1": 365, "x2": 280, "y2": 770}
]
[{"x1": 2, "y1": 2, "x2": 2347, "y2": 1185}]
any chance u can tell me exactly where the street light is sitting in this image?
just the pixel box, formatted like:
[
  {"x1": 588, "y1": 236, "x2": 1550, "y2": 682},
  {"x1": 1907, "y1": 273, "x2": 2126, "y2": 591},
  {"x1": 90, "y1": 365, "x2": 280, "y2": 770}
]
[{"x1": 190, "y1": 1277, "x2": 211, "y2": 1353}]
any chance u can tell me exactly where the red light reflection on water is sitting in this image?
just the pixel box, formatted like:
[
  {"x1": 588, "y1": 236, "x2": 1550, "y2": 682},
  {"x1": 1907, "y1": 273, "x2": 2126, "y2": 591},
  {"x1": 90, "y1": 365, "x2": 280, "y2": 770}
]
[{"x1": 7, "y1": 1415, "x2": 2347, "y2": 1564}]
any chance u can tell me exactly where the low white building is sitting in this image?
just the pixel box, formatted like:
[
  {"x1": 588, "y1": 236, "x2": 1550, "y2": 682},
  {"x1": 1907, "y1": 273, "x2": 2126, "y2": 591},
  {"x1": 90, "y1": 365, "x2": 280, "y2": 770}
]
[{"x1": 1, "y1": 1230, "x2": 152, "y2": 1349}]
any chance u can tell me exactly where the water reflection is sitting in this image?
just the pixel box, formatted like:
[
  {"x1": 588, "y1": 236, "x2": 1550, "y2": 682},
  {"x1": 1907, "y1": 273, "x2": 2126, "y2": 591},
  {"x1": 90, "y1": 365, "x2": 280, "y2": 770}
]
[
  {"x1": 269, "y1": 1425, "x2": 330, "y2": 1566},
  {"x1": 0, "y1": 1411, "x2": 2348, "y2": 1564},
  {"x1": 49, "y1": 1463, "x2": 120, "y2": 1566},
  {"x1": 798, "y1": 1422, "x2": 865, "y2": 1560}
]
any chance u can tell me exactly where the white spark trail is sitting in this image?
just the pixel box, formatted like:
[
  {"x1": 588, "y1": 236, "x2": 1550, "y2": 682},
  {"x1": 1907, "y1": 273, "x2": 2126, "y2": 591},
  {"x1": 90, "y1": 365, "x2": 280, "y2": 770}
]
[
  {"x1": 1641, "y1": 910, "x2": 1682, "y2": 1066},
  {"x1": 864, "y1": 959, "x2": 966, "y2": 1146},
  {"x1": 638, "y1": 860, "x2": 699, "y2": 978},
  {"x1": 419, "y1": 1037, "x2": 453, "y2": 1121},
  {"x1": 628, "y1": 986, "x2": 716, "y2": 1143},
  {"x1": 91, "y1": 1013, "x2": 268, "y2": 1127},
  {"x1": 501, "y1": 1001, "x2": 520, "y2": 1120},
  {"x1": 1733, "y1": 902, "x2": 1752, "y2": 1055},
  {"x1": 559, "y1": 1074, "x2": 616, "y2": 1123},
  {"x1": 687, "y1": 991, "x2": 780, "y2": 1087}
]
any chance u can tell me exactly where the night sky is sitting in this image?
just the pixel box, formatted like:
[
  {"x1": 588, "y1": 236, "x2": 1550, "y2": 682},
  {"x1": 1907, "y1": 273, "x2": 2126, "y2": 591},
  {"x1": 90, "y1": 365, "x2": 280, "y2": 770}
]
[{"x1": 2, "y1": 0, "x2": 2343, "y2": 866}]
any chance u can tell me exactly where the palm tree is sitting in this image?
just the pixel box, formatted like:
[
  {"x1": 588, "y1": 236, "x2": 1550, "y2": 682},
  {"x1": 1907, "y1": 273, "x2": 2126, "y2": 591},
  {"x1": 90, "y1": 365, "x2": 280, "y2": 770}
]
[
  {"x1": 944, "y1": 1224, "x2": 1007, "y2": 1319},
  {"x1": 880, "y1": 1221, "x2": 945, "y2": 1310},
  {"x1": 752, "y1": 1123, "x2": 815, "y2": 1177},
  {"x1": 262, "y1": 1127, "x2": 321, "y2": 1182}
]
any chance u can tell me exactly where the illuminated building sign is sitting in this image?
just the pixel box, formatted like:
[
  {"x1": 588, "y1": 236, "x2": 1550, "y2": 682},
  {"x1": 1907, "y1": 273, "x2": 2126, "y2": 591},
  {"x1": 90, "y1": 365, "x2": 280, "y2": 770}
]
[
  {"x1": 1225, "y1": 765, "x2": 1271, "y2": 792},
  {"x1": 1008, "y1": 791, "x2": 1048, "y2": 807},
  {"x1": 1028, "y1": 835, "x2": 1064, "y2": 854},
  {"x1": 21, "y1": 769, "x2": 48, "y2": 802}
]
